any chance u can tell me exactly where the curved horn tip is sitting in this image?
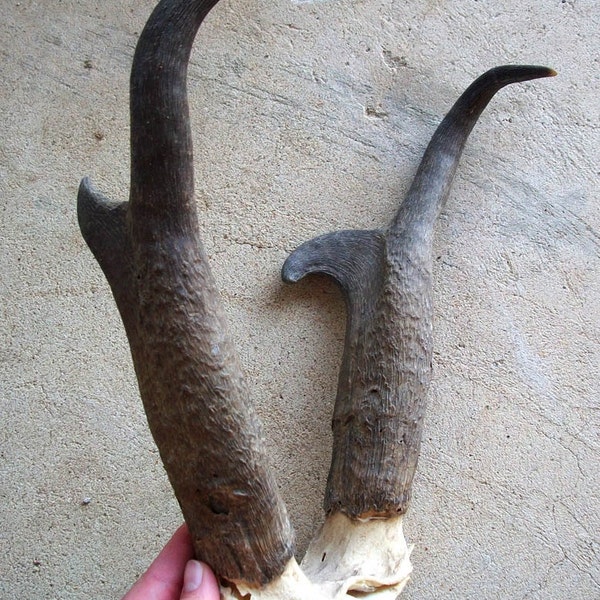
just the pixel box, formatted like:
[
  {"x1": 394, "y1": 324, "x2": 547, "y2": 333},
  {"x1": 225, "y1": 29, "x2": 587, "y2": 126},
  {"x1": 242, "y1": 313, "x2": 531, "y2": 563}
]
[
  {"x1": 281, "y1": 259, "x2": 304, "y2": 284},
  {"x1": 483, "y1": 64, "x2": 557, "y2": 84}
]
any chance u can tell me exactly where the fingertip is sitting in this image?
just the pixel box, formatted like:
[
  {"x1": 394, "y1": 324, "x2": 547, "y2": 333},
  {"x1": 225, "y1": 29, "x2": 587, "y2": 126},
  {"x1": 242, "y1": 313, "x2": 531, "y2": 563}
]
[
  {"x1": 181, "y1": 560, "x2": 220, "y2": 600},
  {"x1": 182, "y1": 560, "x2": 204, "y2": 592}
]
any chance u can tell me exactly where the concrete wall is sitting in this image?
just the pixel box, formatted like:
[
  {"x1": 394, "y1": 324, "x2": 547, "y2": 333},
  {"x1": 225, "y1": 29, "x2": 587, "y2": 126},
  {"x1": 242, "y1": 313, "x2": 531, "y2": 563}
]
[{"x1": 1, "y1": 0, "x2": 598, "y2": 597}]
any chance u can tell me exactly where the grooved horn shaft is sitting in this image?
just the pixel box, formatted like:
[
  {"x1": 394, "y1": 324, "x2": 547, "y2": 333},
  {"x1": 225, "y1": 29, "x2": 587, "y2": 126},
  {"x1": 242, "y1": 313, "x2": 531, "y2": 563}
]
[
  {"x1": 78, "y1": 0, "x2": 293, "y2": 586},
  {"x1": 283, "y1": 65, "x2": 556, "y2": 518}
]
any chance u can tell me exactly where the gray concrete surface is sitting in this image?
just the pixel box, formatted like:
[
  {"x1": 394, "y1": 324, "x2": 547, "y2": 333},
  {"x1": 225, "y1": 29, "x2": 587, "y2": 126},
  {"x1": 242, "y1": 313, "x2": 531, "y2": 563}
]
[{"x1": 1, "y1": 0, "x2": 598, "y2": 598}]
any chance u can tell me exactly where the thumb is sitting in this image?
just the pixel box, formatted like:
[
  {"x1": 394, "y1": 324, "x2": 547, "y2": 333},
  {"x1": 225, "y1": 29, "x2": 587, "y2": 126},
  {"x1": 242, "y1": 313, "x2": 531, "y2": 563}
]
[{"x1": 180, "y1": 560, "x2": 221, "y2": 600}]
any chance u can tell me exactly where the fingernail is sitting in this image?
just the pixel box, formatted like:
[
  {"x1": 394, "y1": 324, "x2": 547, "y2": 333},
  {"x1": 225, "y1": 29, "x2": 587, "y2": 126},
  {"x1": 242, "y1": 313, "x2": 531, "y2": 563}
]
[{"x1": 183, "y1": 560, "x2": 204, "y2": 592}]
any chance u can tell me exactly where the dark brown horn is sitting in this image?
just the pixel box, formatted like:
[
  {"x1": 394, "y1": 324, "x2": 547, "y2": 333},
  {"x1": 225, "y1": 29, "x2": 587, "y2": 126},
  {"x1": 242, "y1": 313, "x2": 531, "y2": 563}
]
[
  {"x1": 77, "y1": 0, "x2": 293, "y2": 587},
  {"x1": 283, "y1": 65, "x2": 556, "y2": 519}
]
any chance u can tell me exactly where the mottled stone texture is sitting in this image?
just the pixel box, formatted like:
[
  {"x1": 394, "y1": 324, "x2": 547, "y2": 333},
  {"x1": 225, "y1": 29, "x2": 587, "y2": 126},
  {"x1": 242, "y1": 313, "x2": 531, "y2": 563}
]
[{"x1": 0, "y1": 1, "x2": 598, "y2": 598}]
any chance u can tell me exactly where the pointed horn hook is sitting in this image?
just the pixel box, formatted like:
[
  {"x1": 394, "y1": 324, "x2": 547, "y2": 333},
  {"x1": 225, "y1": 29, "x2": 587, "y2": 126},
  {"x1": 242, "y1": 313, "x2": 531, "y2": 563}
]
[{"x1": 390, "y1": 65, "x2": 557, "y2": 244}]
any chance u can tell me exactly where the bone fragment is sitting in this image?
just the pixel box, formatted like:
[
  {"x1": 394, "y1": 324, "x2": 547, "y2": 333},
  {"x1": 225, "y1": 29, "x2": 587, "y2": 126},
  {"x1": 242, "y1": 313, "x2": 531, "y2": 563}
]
[{"x1": 221, "y1": 515, "x2": 411, "y2": 599}]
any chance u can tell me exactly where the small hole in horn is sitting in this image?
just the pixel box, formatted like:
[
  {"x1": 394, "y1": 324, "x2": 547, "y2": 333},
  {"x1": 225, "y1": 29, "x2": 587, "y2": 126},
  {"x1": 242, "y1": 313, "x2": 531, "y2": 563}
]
[{"x1": 208, "y1": 496, "x2": 229, "y2": 516}]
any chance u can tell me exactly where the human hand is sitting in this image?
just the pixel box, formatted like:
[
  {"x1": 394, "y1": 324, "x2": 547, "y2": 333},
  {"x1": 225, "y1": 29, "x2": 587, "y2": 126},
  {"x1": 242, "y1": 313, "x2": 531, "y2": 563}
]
[{"x1": 122, "y1": 524, "x2": 220, "y2": 600}]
